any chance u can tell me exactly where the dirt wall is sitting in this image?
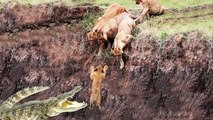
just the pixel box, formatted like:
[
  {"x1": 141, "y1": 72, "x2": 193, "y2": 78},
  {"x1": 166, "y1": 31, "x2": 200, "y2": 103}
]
[{"x1": 0, "y1": 3, "x2": 213, "y2": 120}]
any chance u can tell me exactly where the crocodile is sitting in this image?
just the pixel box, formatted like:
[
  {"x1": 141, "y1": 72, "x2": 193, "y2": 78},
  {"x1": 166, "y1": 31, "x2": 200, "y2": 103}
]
[{"x1": 0, "y1": 86, "x2": 87, "y2": 120}]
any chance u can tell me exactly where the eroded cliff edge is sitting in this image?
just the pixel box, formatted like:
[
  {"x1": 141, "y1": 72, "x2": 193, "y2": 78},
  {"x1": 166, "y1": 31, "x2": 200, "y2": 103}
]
[{"x1": 0, "y1": 3, "x2": 213, "y2": 120}]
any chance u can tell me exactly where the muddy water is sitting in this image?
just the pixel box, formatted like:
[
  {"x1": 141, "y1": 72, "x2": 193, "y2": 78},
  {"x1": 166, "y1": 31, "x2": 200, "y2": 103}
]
[{"x1": 0, "y1": 3, "x2": 213, "y2": 120}]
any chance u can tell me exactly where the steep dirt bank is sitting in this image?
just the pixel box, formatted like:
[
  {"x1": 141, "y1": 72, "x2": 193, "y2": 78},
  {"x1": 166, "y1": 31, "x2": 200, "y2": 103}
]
[
  {"x1": 0, "y1": 3, "x2": 213, "y2": 120},
  {"x1": 0, "y1": 3, "x2": 100, "y2": 34}
]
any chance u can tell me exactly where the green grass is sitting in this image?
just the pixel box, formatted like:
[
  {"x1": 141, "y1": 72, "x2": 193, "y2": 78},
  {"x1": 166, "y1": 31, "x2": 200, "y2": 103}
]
[
  {"x1": 1, "y1": 0, "x2": 60, "y2": 5},
  {"x1": 87, "y1": 0, "x2": 213, "y2": 38},
  {"x1": 0, "y1": 0, "x2": 212, "y2": 38},
  {"x1": 93, "y1": 0, "x2": 212, "y2": 9},
  {"x1": 137, "y1": 3, "x2": 213, "y2": 38},
  {"x1": 0, "y1": 0, "x2": 91, "y2": 7},
  {"x1": 1, "y1": 0, "x2": 212, "y2": 9},
  {"x1": 159, "y1": 0, "x2": 213, "y2": 9},
  {"x1": 80, "y1": 14, "x2": 100, "y2": 31},
  {"x1": 140, "y1": 19, "x2": 213, "y2": 38},
  {"x1": 94, "y1": 0, "x2": 140, "y2": 9}
]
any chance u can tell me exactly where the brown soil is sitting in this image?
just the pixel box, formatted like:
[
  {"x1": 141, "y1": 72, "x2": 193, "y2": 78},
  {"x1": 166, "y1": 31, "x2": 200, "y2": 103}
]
[
  {"x1": 158, "y1": 13, "x2": 213, "y2": 24},
  {"x1": 0, "y1": 3, "x2": 213, "y2": 120},
  {"x1": 0, "y1": 3, "x2": 100, "y2": 34},
  {"x1": 158, "y1": 3, "x2": 213, "y2": 24},
  {"x1": 169, "y1": 3, "x2": 213, "y2": 13}
]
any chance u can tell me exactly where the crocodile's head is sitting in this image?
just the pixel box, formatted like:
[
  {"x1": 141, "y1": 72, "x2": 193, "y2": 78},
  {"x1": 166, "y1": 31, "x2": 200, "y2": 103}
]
[{"x1": 47, "y1": 86, "x2": 87, "y2": 117}]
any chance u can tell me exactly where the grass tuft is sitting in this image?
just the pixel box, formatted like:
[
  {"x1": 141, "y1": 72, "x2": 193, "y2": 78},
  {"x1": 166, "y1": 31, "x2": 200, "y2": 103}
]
[{"x1": 80, "y1": 14, "x2": 100, "y2": 32}]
